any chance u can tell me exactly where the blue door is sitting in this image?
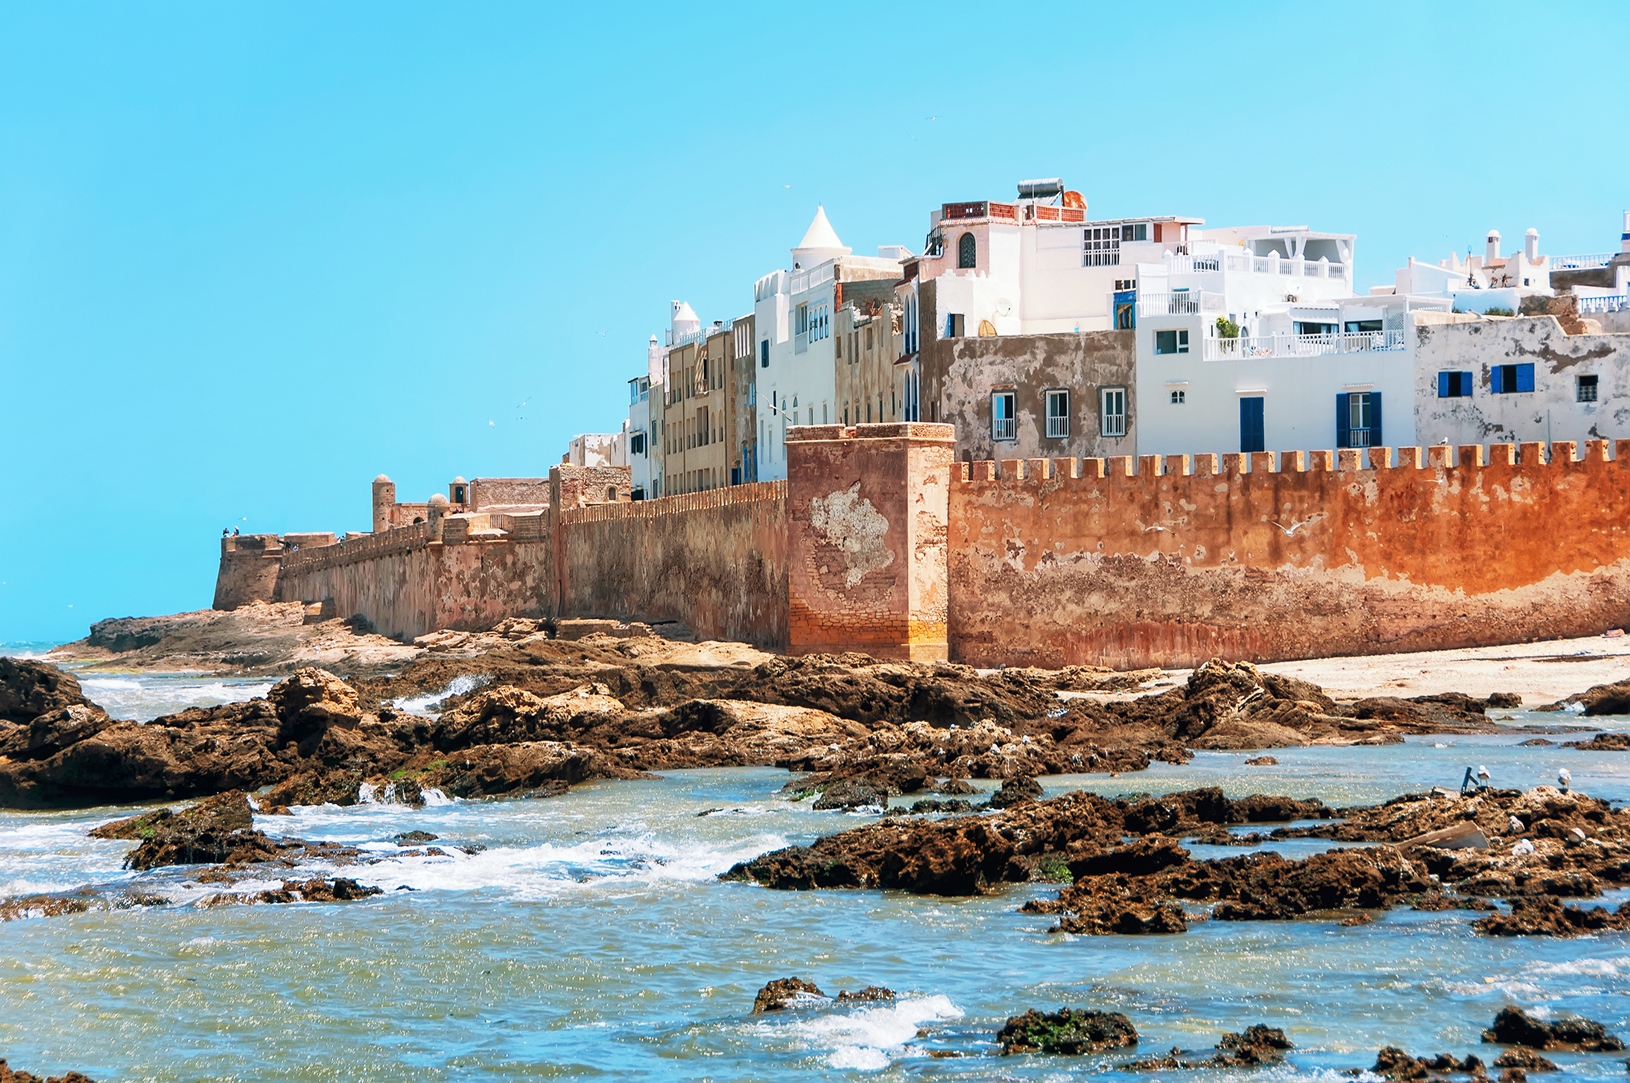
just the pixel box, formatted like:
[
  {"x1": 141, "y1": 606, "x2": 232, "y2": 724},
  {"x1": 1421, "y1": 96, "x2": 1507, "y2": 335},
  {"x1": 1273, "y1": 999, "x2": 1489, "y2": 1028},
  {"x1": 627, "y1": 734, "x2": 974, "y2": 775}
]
[{"x1": 1240, "y1": 397, "x2": 1265, "y2": 453}]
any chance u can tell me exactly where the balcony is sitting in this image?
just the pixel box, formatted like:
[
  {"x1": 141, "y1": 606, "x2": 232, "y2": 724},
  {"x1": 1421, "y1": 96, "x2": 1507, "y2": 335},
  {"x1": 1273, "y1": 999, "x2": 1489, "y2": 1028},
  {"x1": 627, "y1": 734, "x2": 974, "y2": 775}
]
[
  {"x1": 941, "y1": 200, "x2": 1082, "y2": 224},
  {"x1": 1551, "y1": 253, "x2": 1616, "y2": 271},
  {"x1": 1137, "y1": 291, "x2": 1225, "y2": 317},
  {"x1": 1168, "y1": 252, "x2": 1347, "y2": 280},
  {"x1": 1579, "y1": 293, "x2": 1628, "y2": 314},
  {"x1": 1203, "y1": 329, "x2": 1405, "y2": 360}
]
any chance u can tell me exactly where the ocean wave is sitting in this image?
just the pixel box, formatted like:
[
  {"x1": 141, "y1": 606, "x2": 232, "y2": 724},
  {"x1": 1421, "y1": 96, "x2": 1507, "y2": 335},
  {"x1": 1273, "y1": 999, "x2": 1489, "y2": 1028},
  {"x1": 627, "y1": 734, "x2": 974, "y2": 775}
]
[
  {"x1": 390, "y1": 674, "x2": 490, "y2": 717},
  {"x1": 76, "y1": 675, "x2": 275, "y2": 722},
  {"x1": 770, "y1": 994, "x2": 963, "y2": 1071}
]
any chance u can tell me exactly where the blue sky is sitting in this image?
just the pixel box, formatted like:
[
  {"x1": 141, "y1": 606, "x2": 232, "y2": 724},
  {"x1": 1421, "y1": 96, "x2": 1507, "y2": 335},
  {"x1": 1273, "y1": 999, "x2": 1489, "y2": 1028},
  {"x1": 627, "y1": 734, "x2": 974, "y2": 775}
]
[{"x1": 2, "y1": 1, "x2": 1627, "y2": 644}]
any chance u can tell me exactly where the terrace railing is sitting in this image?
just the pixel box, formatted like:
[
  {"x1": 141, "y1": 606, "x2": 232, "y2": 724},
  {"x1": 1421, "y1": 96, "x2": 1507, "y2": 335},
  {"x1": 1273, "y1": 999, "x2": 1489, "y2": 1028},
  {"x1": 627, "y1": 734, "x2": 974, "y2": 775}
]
[{"x1": 1203, "y1": 329, "x2": 1405, "y2": 360}]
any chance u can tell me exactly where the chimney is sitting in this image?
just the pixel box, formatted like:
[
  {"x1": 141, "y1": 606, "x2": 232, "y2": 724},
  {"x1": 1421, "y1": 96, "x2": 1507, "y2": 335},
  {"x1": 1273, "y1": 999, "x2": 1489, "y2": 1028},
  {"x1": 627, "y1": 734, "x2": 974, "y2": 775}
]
[
  {"x1": 1524, "y1": 228, "x2": 1539, "y2": 262},
  {"x1": 1486, "y1": 230, "x2": 1502, "y2": 263}
]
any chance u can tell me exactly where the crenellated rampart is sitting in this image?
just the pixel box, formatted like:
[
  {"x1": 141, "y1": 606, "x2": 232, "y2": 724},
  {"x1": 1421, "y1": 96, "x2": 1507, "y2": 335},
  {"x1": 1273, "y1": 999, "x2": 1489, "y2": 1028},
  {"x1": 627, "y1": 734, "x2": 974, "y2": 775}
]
[
  {"x1": 948, "y1": 439, "x2": 1630, "y2": 669},
  {"x1": 218, "y1": 432, "x2": 1630, "y2": 667},
  {"x1": 557, "y1": 481, "x2": 788, "y2": 648}
]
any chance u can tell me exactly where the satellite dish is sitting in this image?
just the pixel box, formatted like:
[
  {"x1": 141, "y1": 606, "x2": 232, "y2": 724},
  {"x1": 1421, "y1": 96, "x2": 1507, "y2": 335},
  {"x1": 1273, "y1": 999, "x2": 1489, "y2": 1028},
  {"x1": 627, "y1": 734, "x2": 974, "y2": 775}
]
[{"x1": 994, "y1": 298, "x2": 1013, "y2": 317}]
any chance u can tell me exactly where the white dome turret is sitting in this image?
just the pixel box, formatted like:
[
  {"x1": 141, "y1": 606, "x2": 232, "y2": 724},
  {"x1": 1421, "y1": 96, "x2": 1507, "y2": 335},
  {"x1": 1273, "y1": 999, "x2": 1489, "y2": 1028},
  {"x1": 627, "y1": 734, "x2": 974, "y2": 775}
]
[{"x1": 791, "y1": 205, "x2": 851, "y2": 268}]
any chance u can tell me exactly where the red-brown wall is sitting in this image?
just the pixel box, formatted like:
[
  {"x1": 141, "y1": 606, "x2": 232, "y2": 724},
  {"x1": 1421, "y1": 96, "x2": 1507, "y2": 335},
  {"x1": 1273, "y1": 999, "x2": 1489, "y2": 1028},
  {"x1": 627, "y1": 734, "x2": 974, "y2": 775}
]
[{"x1": 948, "y1": 441, "x2": 1630, "y2": 669}]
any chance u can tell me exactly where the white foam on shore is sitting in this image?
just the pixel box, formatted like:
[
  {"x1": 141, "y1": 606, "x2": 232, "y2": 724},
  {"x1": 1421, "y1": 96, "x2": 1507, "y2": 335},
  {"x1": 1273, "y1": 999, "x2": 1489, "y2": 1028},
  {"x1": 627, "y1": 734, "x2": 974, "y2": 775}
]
[
  {"x1": 771, "y1": 994, "x2": 962, "y2": 1071},
  {"x1": 390, "y1": 674, "x2": 489, "y2": 717},
  {"x1": 76, "y1": 675, "x2": 274, "y2": 722},
  {"x1": 282, "y1": 828, "x2": 790, "y2": 900}
]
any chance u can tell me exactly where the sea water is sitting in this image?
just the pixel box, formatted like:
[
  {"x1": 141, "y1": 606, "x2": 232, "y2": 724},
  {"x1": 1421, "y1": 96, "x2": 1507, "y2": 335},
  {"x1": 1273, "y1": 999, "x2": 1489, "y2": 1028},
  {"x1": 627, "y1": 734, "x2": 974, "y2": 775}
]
[{"x1": 2, "y1": 675, "x2": 1629, "y2": 1080}]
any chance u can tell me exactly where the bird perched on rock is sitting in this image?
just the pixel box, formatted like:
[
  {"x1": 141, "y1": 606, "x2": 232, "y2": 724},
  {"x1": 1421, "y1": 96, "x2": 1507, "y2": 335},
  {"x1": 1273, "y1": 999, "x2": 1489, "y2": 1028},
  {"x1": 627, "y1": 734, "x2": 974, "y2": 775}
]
[{"x1": 1558, "y1": 768, "x2": 1572, "y2": 792}]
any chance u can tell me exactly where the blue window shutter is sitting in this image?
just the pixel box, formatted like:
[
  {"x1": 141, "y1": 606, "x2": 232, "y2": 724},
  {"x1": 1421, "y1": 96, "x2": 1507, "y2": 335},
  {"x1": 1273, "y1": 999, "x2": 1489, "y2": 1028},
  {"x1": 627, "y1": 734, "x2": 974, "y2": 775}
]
[
  {"x1": 1336, "y1": 393, "x2": 1350, "y2": 448},
  {"x1": 1491, "y1": 367, "x2": 1504, "y2": 394},
  {"x1": 1517, "y1": 363, "x2": 1534, "y2": 392},
  {"x1": 1371, "y1": 392, "x2": 1383, "y2": 447},
  {"x1": 1438, "y1": 372, "x2": 1450, "y2": 398}
]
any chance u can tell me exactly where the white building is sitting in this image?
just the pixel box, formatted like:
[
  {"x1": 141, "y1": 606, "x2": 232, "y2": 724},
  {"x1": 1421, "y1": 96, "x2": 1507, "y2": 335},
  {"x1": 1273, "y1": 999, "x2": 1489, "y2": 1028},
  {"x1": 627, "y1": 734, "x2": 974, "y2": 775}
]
[
  {"x1": 1130, "y1": 224, "x2": 1421, "y2": 457},
  {"x1": 751, "y1": 207, "x2": 908, "y2": 481},
  {"x1": 624, "y1": 301, "x2": 702, "y2": 498}
]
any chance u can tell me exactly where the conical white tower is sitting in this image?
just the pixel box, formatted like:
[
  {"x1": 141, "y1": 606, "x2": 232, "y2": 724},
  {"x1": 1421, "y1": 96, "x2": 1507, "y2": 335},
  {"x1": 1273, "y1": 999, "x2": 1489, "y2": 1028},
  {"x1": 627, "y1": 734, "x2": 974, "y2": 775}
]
[{"x1": 791, "y1": 206, "x2": 851, "y2": 268}]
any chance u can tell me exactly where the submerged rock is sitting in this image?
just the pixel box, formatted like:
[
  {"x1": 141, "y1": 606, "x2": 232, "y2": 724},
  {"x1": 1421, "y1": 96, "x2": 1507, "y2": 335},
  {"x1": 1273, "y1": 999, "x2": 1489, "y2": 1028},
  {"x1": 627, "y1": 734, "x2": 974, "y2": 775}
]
[
  {"x1": 1474, "y1": 897, "x2": 1630, "y2": 937},
  {"x1": 199, "y1": 877, "x2": 382, "y2": 907},
  {"x1": 0, "y1": 1058, "x2": 96, "y2": 1083},
  {"x1": 1371, "y1": 1047, "x2": 1485, "y2": 1080},
  {"x1": 91, "y1": 791, "x2": 277, "y2": 871},
  {"x1": 751, "y1": 977, "x2": 825, "y2": 1013},
  {"x1": 1121, "y1": 1024, "x2": 1292, "y2": 1070},
  {"x1": 997, "y1": 1008, "x2": 1137, "y2": 1055},
  {"x1": 1481, "y1": 1006, "x2": 1625, "y2": 1051},
  {"x1": 988, "y1": 775, "x2": 1043, "y2": 808}
]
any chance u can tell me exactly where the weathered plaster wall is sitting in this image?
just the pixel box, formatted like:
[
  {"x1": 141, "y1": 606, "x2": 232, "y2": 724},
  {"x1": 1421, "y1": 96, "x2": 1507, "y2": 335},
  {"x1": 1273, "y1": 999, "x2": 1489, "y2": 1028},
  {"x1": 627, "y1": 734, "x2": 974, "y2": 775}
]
[
  {"x1": 556, "y1": 482, "x2": 788, "y2": 648},
  {"x1": 275, "y1": 526, "x2": 552, "y2": 640},
  {"x1": 787, "y1": 423, "x2": 955, "y2": 661},
  {"x1": 948, "y1": 441, "x2": 1630, "y2": 670},
  {"x1": 1414, "y1": 315, "x2": 1630, "y2": 447},
  {"x1": 922, "y1": 330, "x2": 1136, "y2": 463}
]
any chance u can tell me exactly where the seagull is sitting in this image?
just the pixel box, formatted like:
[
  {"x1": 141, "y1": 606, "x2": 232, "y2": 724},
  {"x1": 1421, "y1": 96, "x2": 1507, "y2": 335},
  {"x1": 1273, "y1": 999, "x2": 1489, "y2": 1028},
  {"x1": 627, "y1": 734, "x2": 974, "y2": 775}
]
[
  {"x1": 1269, "y1": 513, "x2": 1327, "y2": 536},
  {"x1": 1558, "y1": 767, "x2": 1572, "y2": 791}
]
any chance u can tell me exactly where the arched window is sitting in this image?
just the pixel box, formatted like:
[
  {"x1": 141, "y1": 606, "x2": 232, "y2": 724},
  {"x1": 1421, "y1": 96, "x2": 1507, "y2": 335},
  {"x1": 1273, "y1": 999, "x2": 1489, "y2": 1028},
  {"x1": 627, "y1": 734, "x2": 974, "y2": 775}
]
[{"x1": 957, "y1": 232, "x2": 977, "y2": 269}]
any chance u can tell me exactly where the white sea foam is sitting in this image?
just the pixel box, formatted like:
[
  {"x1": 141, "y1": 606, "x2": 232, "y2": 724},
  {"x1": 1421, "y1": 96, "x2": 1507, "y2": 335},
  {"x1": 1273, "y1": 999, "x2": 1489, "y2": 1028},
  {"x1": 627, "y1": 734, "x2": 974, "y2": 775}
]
[
  {"x1": 390, "y1": 674, "x2": 489, "y2": 717},
  {"x1": 77, "y1": 675, "x2": 274, "y2": 722},
  {"x1": 779, "y1": 994, "x2": 962, "y2": 1071},
  {"x1": 1528, "y1": 955, "x2": 1630, "y2": 978}
]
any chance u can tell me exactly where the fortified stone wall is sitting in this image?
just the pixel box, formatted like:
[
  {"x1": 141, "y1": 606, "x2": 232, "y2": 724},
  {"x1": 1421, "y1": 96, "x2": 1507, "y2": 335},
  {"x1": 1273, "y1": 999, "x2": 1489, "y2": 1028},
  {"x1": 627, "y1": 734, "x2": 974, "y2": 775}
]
[
  {"x1": 274, "y1": 523, "x2": 551, "y2": 641},
  {"x1": 213, "y1": 535, "x2": 288, "y2": 611},
  {"x1": 948, "y1": 441, "x2": 1630, "y2": 670},
  {"x1": 556, "y1": 482, "x2": 788, "y2": 648},
  {"x1": 787, "y1": 424, "x2": 955, "y2": 661}
]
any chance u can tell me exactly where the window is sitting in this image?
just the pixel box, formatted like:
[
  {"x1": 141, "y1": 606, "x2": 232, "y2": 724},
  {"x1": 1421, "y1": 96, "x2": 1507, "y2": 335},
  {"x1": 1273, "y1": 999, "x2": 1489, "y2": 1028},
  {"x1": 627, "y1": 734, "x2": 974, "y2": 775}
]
[
  {"x1": 1578, "y1": 374, "x2": 1599, "y2": 403},
  {"x1": 1119, "y1": 223, "x2": 1148, "y2": 242},
  {"x1": 1437, "y1": 372, "x2": 1472, "y2": 397},
  {"x1": 1154, "y1": 329, "x2": 1190, "y2": 355},
  {"x1": 1170, "y1": 389, "x2": 1186, "y2": 404},
  {"x1": 1336, "y1": 392, "x2": 1382, "y2": 448},
  {"x1": 1083, "y1": 226, "x2": 1120, "y2": 267},
  {"x1": 760, "y1": 340, "x2": 769, "y2": 368},
  {"x1": 1296, "y1": 321, "x2": 1338, "y2": 336},
  {"x1": 946, "y1": 313, "x2": 965, "y2": 338},
  {"x1": 1491, "y1": 363, "x2": 1535, "y2": 394},
  {"x1": 1045, "y1": 389, "x2": 1070, "y2": 439},
  {"x1": 630, "y1": 431, "x2": 647, "y2": 456},
  {"x1": 1100, "y1": 387, "x2": 1127, "y2": 437},
  {"x1": 957, "y1": 232, "x2": 977, "y2": 269},
  {"x1": 991, "y1": 391, "x2": 1016, "y2": 441},
  {"x1": 1345, "y1": 320, "x2": 1384, "y2": 333},
  {"x1": 795, "y1": 303, "x2": 808, "y2": 337}
]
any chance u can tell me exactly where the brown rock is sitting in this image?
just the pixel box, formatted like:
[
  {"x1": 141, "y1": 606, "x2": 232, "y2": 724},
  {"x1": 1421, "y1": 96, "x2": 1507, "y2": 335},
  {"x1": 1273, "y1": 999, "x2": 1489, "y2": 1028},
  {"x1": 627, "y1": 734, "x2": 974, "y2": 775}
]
[
  {"x1": 1481, "y1": 1006, "x2": 1625, "y2": 1051},
  {"x1": 0, "y1": 658, "x2": 96, "y2": 724},
  {"x1": 752, "y1": 977, "x2": 824, "y2": 1013},
  {"x1": 997, "y1": 1008, "x2": 1137, "y2": 1055},
  {"x1": 0, "y1": 1058, "x2": 96, "y2": 1083}
]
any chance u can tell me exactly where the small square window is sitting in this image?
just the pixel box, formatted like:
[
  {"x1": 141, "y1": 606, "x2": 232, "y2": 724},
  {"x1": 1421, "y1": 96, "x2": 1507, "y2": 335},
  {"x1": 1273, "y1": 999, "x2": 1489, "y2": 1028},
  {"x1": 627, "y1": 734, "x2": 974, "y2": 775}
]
[
  {"x1": 1437, "y1": 371, "x2": 1472, "y2": 398},
  {"x1": 1170, "y1": 389, "x2": 1186, "y2": 404},
  {"x1": 1154, "y1": 329, "x2": 1190, "y2": 355},
  {"x1": 1578, "y1": 374, "x2": 1599, "y2": 403}
]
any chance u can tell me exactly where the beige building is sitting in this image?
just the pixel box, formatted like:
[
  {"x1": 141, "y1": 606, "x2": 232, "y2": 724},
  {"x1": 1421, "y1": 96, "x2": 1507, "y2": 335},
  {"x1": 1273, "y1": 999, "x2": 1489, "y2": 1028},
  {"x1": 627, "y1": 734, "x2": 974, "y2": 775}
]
[
  {"x1": 661, "y1": 319, "x2": 737, "y2": 494},
  {"x1": 835, "y1": 301, "x2": 905, "y2": 426},
  {"x1": 728, "y1": 314, "x2": 759, "y2": 483}
]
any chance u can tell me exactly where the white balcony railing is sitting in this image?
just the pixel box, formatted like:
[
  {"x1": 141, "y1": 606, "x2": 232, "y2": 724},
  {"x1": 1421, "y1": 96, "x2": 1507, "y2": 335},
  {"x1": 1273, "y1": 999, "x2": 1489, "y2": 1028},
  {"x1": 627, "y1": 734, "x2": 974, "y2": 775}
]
[
  {"x1": 1167, "y1": 252, "x2": 1348, "y2": 280},
  {"x1": 1203, "y1": 329, "x2": 1405, "y2": 360},
  {"x1": 1551, "y1": 253, "x2": 1616, "y2": 271},
  {"x1": 1137, "y1": 290, "x2": 1226, "y2": 316},
  {"x1": 1579, "y1": 293, "x2": 1629, "y2": 314}
]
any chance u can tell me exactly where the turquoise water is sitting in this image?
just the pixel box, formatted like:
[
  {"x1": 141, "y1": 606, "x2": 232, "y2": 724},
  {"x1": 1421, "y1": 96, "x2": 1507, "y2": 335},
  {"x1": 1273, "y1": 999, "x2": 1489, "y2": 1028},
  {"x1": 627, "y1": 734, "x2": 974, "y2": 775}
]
[{"x1": 3, "y1": 677, "x2": 1630, "y2": 1080}]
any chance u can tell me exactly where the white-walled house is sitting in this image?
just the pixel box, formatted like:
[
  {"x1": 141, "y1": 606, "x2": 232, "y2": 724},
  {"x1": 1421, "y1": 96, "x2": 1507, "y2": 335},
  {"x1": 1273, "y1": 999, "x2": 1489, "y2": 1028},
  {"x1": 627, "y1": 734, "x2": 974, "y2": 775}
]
[{"x1": 751, "y1": 207, "x2": 906, "y2": 481}]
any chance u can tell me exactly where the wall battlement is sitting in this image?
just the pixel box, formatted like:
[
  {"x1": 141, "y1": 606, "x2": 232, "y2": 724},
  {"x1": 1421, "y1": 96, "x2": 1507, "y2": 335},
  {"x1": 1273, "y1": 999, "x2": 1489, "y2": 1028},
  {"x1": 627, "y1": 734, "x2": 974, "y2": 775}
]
[
  {"x1": 217, "y1": 430, "x2": 1630, "y2": 668},
  {"x1": 950, "y1": 438, "x2": 1630, "y2": 669}
]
